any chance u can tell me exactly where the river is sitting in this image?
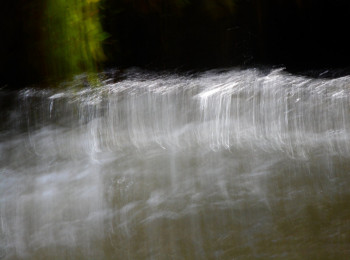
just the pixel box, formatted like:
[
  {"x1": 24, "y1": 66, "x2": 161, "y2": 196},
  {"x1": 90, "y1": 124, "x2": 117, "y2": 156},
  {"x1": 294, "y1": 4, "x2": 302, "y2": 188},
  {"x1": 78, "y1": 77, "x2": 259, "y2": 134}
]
[{"x1": 1, "y1": 68, "x2": 350, "y2": 259}]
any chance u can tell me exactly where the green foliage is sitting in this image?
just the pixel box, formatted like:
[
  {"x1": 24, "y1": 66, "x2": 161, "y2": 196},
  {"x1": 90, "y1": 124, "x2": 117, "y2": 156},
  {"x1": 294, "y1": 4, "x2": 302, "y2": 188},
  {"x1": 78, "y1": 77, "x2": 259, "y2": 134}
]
[{"x1": 43, "y1": 0, "x2": 107, "y2": 80}]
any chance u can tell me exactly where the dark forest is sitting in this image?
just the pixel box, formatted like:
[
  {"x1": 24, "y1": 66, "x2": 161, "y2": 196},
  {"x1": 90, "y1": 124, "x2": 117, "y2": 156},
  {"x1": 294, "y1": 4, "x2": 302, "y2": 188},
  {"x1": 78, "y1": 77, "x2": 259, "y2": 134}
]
[{"x1": 1, "y1": 0, "x2": 350, "y2": 86}]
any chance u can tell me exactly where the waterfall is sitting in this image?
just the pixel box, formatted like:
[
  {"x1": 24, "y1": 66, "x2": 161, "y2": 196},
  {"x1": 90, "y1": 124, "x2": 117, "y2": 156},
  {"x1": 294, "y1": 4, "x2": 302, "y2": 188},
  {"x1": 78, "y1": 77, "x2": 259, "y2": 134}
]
[{"x1": 1, "y1": 68, "x2": 350, "y2": 259}]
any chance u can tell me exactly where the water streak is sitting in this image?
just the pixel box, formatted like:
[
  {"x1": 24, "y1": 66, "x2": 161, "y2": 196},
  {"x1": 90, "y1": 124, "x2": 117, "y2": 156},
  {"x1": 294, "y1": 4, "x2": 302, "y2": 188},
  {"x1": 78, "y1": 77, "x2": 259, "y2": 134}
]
[{"x1": 1, "y1": 68, "x2": 350, "y2": 259}]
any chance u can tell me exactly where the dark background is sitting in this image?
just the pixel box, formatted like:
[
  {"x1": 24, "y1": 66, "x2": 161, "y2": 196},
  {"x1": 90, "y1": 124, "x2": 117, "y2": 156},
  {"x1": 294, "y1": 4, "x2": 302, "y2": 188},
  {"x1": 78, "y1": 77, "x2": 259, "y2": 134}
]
[{"x1": 1, "y1": 0, "x2": 350, "y2": 87}]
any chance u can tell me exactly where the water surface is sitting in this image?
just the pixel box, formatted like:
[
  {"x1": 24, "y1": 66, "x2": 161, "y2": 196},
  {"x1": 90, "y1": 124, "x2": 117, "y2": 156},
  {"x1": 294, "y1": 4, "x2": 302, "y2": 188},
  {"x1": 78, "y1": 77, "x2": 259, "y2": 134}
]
[{"x1": 1, "y1": 68, "x2": 350, "y2": 259}]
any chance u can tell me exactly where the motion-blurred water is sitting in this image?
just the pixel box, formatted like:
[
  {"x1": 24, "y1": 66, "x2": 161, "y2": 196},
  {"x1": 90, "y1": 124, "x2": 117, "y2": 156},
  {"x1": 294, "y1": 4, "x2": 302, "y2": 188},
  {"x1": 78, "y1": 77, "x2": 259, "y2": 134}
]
[{"x1": 1, "y1": 68, "x2": 350, "y2": 259}]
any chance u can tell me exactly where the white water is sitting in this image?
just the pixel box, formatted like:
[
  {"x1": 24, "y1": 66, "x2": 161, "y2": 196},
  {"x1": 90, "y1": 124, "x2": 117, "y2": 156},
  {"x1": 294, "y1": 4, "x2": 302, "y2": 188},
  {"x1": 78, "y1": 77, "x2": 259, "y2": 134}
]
[{"x1": 1, "y1": 68, "x2": 350, "y2": 259}]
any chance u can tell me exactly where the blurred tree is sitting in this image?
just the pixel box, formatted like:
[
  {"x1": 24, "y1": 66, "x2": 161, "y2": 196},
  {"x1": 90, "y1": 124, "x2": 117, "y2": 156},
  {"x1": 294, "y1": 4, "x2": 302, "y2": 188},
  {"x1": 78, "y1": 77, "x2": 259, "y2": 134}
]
[{"x1": 42, "y1": 0, "x2": 108, "y2": 80}]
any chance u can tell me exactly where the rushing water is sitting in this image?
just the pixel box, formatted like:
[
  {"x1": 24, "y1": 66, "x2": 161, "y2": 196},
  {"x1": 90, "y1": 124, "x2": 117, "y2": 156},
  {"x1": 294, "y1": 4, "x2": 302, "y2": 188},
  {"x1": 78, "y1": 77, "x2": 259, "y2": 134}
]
[{"x1": 1, "y1": 68, "x2": 350, "y2": 259}]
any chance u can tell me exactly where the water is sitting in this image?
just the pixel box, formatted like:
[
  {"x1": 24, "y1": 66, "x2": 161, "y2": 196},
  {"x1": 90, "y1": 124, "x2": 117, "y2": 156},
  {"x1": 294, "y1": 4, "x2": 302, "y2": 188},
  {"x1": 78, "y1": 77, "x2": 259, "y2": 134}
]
[{"x1": 1, "y1": 68, "x2": 350, "y2": 259}]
